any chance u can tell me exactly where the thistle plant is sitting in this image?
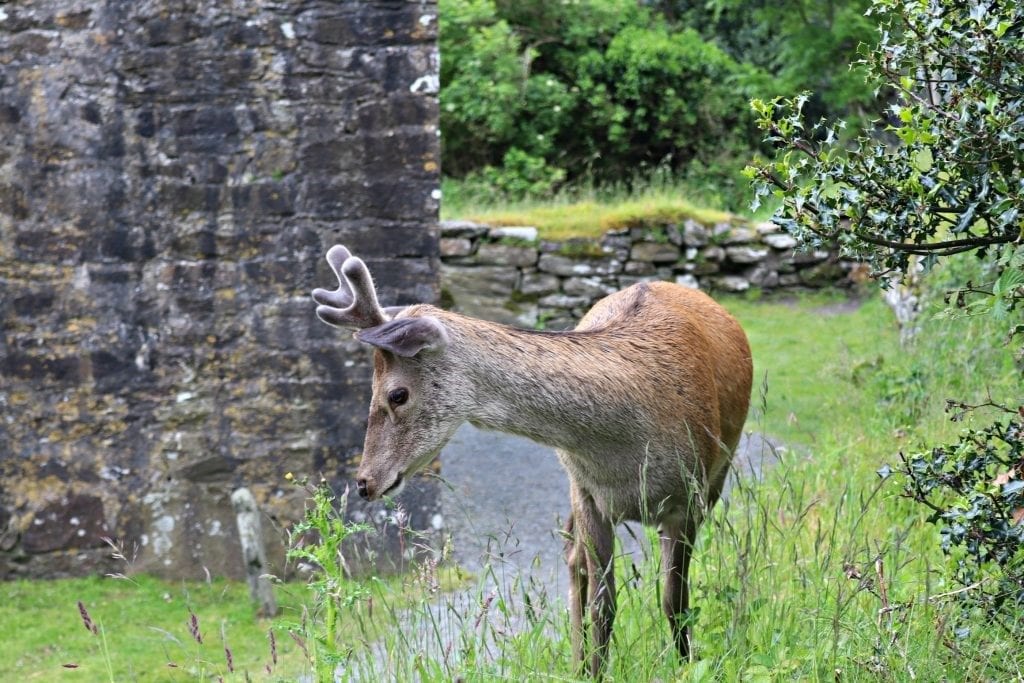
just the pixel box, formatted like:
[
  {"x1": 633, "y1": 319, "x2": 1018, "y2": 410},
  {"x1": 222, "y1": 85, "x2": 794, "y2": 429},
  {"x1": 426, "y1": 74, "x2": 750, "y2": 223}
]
[{"x1": 285, "y1": 475, "x2": 373, "y2": 681}]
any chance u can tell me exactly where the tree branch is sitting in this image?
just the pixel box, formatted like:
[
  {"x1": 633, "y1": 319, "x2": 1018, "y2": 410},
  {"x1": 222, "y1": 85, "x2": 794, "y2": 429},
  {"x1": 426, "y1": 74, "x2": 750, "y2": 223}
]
[{"x1": 851, "y1": 229, "x2": 1018, "y2": 255}]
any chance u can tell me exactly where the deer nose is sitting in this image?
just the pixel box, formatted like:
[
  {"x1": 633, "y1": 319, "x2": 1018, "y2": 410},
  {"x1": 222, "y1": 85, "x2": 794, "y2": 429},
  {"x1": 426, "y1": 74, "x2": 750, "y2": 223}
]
[{"x1": 356, "y1": 478, "x2": 369, "y2": 499}]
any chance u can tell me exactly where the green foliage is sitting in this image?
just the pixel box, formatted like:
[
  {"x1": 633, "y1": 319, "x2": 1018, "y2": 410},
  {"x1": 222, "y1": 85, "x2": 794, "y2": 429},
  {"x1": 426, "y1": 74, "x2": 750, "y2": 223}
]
[
  {"x1": 284, "y1": 477, "x2": 372, "y2": 681},
  {"x1": 440, "y1": 0, "x2": 768, "y2": 208},
  {"x1": 440, "y1": 0, "x2": 881, "y2": 208},
  {"x1": 469, "y1": 147, "x2": 567, "y2": 200},
  {"x1": 748, "y1": 0, "x2": 1024, "y2": 313},
  {"x1": 697, "y1": 0, "x2": 878, "y2": 117},
  {"x1": 748, "y1": 0, "x2": 1024, "y2": 660},
  {"x1": 897, "y1": 404, "x2": 1024, "y2": 639}
]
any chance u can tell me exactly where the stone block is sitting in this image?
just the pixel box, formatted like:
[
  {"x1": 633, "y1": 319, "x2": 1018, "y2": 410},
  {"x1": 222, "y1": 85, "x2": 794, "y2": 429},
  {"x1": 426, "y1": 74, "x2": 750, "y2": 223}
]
[
  {"x1": 725, "y1": 246, "x2": 770, "y2": 264},
  {"x1": 719, "y1": 226, "x2": 757, "y2": 244},
  {"x1": 624, "y1": 260, "x2": 656, "y2": 276},
  {"x1": 792, "y1": 249, "x2": 831, "y2": 265},
  {"x1": 746, "y1": 265, "x2": 780, "y2": 289},
  {"x1": 439, "y1": 220, "x2": 489, "y2": 238},
  {"x1": 600, "y1": 234, "x2": 632, "y2": 250},
  {"x1": 520, "y1": 271, "x2": 561, "y2": 296},
  {"x1": 763, "y1": 233, "x2": 798, "y2": 250},
  {"x1": 488, "y1": 226, "x2": 538, "y2": 242},
  {"x1": 674, "y1": 274, "x2": 700, "y2": 289},
  {"x1": 538, "y1": 294, "x2": 589, "y2": 309},
  {"x1": 538, "y1": 254, "x2": 622, "y2": 276},
  {"x1": 563, "y1": 276, "x2": 616, "y2": 300},
  {"x1": 473, "y1": 242, "x2": 538, "y2": 267},
  {"x1": 21, "y1": 494, "x2": 109, "y2": 554},
  {"x1": 440, "y1": 237, "x2": 473, "y2": 257},
  {"x1": 630, "y1": 241, "x2": 680, "y2": 263},
  {"x1": 681, "y1": 219, "x2": 709, "y2": 247},
  {"x1": 703, "y1": 245, "x2": 726, "y2": 262},
  {"x1": 709, "y1": 275, "x2": 751, "y2": 292},
  {"x1": 617, "y1": 275, "x2": 659, "y2": 289},
  {"x1": 689, "y1": 260, "x2": 721, "y2": 275}
]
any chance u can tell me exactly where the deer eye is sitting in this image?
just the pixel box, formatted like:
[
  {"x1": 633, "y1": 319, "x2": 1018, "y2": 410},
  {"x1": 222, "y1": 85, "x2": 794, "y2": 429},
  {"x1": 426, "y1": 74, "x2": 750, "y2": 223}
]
[{"x1": 387, "y1": 388, "x2": 409, "y2": 406}]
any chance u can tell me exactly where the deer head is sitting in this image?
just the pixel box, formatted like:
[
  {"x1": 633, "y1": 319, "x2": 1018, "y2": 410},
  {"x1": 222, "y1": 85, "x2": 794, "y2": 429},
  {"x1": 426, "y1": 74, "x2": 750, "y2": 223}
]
[{"x1": 313, "y1": 245, "x2": 461, "y2": 500}]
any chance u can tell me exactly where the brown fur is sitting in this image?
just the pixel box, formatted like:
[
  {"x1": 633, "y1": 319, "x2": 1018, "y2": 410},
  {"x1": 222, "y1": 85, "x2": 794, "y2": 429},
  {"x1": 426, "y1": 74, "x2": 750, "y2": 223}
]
[{"x1": 314, "y1": 249, "x2": 753, "y2": 675}]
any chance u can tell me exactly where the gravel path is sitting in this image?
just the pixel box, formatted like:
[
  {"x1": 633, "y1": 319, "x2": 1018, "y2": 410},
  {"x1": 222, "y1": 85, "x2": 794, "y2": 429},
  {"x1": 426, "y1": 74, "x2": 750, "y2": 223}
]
[{"x1": 438, "y1": 424, "x2": 780, "y2": 591}]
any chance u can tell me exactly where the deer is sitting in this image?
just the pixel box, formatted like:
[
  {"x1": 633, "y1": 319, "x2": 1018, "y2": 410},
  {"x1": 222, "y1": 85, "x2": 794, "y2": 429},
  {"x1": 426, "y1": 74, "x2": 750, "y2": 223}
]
[{"x1": 312, "y1": 244, "x2": 752, "y2": 676}]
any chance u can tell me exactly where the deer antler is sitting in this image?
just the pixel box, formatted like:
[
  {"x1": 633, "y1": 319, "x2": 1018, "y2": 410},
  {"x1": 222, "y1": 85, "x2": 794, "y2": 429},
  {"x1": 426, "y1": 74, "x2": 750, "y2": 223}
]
[{"x1": 312, "y1": 245, "x2": 389, "y2": 329}]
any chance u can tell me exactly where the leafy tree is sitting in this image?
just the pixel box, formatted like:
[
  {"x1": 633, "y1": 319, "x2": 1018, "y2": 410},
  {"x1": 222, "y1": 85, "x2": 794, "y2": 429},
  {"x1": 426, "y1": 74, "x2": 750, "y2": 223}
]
[
  {"x1": 749, "y1": 0, "x2": 1022, "y2": 289},
  {"x1": 663, "y1": 0, "x2": 878, "y2": 119},
  {"x1": 749, "y1": 0, "x2": 1023, "y2": 643},
  {"x1": 439, "y1": 0, "x2": 769, "y2": 203}
]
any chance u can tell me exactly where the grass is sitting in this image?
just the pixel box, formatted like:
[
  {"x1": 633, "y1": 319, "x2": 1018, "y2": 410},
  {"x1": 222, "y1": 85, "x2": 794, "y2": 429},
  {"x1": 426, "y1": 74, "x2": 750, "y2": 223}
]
[
  {"x1": 441, "y1": 176, "x2": 735, "y2": 241},
  {"x1": 1, "y1": 568, "x2": 463, "y2": 681},
  {"x1": 1, "y1": 574, "x2": 306, "y2": 681},
  {"x1": 5, "y1": 272, "x2": 1020, "y2": 680},
  {"x1": 724, "y1": 291, "x2": 901, "y2": 447}
]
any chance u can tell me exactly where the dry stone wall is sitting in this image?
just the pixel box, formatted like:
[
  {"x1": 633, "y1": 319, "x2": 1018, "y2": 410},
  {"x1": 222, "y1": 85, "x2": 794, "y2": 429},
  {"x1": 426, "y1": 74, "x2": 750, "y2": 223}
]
[
  {"x1": 0, "y1": 1, "x2": 440, "y2": 580},
  {"x1": 441, "y1": 219, "x2": 860, "y2": 329}
]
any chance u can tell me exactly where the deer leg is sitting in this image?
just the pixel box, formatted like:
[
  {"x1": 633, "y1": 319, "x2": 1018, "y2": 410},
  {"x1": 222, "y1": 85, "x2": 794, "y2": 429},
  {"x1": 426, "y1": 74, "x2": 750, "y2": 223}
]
[
  {"x1": 564, "y1": 511, "x2": 588, "y2": 667},
  {"x1": 660, "y1": 516, "x2": 700, "y2": 661},
  {"x1": 571, "y1": 490, "x2": 615, "y2": 677}
]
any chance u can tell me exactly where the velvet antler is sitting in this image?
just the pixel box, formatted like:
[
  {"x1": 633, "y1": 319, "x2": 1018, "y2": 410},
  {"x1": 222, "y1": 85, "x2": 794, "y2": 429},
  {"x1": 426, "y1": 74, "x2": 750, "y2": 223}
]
[{"x1": 312, "y1": 245, "x2": 389, "y2": 329}]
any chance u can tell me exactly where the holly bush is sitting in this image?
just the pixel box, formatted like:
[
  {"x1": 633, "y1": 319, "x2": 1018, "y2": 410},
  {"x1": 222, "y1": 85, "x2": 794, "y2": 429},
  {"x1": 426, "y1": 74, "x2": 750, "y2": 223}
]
[{"x1": 749, "y1": 0, "x2": 1024, "y2": 643}]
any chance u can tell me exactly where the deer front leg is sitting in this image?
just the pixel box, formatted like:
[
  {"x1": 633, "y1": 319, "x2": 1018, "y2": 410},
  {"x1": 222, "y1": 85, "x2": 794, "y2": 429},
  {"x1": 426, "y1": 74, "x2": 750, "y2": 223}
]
[
  {"x1": 660, "y1": 516, "x2": 700, "y2": 661},
  {"x1": 569, "y1": 485, "x2": 616, "y2": 677},
  {"x1": 564, "y1": 512, "x2": 587, "y2": 667}
]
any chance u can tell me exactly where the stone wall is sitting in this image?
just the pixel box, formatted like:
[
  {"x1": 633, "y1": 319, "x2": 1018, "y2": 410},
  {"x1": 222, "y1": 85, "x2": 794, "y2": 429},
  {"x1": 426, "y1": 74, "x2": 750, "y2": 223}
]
[
  {"x1": 0, "y1": 1, "x2": 440, "y2": 579},
  {"x1": 441, "y1": 219, "x2": 860, "y2": 329}
]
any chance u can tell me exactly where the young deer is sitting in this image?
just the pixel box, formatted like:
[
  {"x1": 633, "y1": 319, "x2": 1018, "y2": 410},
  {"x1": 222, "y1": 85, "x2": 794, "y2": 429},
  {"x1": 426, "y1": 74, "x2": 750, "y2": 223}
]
[{"x1": 312, "y1": 245, "x2": 752, "y2": 675}]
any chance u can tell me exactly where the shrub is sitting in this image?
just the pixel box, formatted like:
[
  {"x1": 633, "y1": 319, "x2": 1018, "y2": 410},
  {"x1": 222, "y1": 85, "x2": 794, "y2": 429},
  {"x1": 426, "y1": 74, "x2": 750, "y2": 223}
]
[
  {"x1": 440, "y1": 0, "x2": 768, "y2": 207},
  {"x1": 749, "y1": 0, "x2": 1024, "y2": 655},
  {"x1": 896, "y1": 404, "x2": 1024, "y2": 636}
]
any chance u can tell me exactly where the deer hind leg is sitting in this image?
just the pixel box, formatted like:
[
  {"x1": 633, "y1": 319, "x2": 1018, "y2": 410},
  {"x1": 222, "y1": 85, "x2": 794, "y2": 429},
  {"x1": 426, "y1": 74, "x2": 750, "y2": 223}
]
[
  {"x1": 660, "y1": 515, "x2": 700, "y2": 662},
  {"x1": 566, "y1": 483, "x2": 616, "y2": 677}
]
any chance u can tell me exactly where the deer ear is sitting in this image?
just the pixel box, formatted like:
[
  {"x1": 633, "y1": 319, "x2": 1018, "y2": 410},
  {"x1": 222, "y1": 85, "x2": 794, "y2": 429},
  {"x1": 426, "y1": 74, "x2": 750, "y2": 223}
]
[{"x1": 355, "y1": 316, "x2": 449, "y2": 357}]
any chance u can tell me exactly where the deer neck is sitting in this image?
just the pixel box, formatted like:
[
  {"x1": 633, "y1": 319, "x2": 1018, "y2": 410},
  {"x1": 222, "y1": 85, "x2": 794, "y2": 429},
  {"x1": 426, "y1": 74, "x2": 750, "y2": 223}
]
[{"x1": 444, "y1": 316, "x2": 638, "y2": 453}]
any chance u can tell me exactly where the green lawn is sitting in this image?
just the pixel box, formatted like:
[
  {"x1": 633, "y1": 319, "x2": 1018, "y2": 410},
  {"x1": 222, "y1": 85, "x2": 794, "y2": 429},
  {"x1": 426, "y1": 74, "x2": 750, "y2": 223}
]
[
  {"x1": 724, "y1": 291, "x2": 901, "y2": 448},
  {"x1": 1, "y1": 574, "x2": 309, "y2": 681}
]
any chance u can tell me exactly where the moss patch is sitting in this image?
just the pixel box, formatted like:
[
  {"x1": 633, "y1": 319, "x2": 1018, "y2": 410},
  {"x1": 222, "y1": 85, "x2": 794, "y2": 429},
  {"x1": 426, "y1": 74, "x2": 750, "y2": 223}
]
[{"x1": 457, "y1": 197, "x2": 733, "y2": 241}]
